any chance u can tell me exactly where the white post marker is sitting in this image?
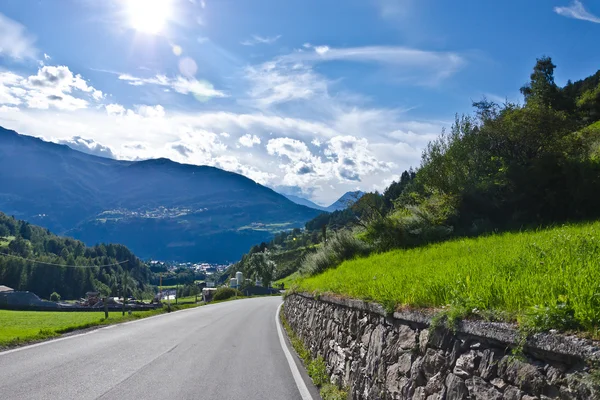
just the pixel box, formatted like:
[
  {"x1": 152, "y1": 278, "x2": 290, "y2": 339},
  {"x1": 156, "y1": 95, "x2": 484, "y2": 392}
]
[{"x1": 275, "y1": 302, "x2": 313, "y2": 400}]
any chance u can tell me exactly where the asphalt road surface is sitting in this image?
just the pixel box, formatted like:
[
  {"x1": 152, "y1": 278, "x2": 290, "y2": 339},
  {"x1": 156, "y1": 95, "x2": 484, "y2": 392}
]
[{"x1": 0, "y1": 296, "x2": 319, "y2": 400}]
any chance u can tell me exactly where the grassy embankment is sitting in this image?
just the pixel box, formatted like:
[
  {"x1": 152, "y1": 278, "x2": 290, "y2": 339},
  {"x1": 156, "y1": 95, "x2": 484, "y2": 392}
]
[
  {"x1": 294, "y1": 221, "x2": 600, "y2": 335},
  {"x1": 0, "y1": 305, "x2": 198, "y2": 348}
]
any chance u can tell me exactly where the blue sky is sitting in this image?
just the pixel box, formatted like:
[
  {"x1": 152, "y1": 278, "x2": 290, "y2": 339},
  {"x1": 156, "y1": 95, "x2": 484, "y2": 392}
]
[{"x1": 1, "y1": 0, "x2": 599, "y2": 204}]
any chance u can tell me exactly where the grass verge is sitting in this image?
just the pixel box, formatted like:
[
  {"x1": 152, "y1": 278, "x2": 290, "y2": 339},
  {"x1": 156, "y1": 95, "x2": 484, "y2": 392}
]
[
  {"x1": 294, "y1": 221, "x2": 600, "y2": 336},
  {"x1": 0, "y1": 303, "x2": 199, "y2": 349},
  {"x1": 279, "y1": 306, "x2": 348, "y2": 400}
]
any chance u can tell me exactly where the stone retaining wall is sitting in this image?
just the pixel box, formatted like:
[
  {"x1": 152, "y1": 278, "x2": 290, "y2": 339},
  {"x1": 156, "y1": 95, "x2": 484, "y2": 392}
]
[{"x1": 283, "y1": 293, "x2": 600, "y2": 400}]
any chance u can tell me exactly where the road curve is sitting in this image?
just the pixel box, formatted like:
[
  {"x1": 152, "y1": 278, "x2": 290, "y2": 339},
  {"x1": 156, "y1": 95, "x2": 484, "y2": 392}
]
[{"x1": 0, "y1": 296, "x2": 316, "y2": 400}]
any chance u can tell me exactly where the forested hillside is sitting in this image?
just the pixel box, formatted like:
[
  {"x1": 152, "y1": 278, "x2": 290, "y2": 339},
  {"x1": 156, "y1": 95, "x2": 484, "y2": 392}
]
[
  {"x1": 238, "y1": 57, "x2": 600, "y2": 284},
  {"x1": 0, "y1": 212, "x2": 150, "y2": 299},
  {"x1": 0, "y1": 131, "x2": 321, "y2": 262}
]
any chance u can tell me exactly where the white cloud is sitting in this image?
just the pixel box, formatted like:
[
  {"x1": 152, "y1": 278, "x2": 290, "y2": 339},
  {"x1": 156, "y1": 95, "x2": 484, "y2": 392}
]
[
  {"x1": 282, "y1": 45, "x2": 465, "y2": 84},
  {"x1": 244, "y1": 62, "x2": 329, "y2": 108},
  {"x1": 0, "y1": 13, "x2": 37, "y2": 61},
  {"x1": 325, "y1": 135, "x2": 394, "y2": 182},
  {"x1": 136, "y1": 104, "x2": 165, "y2": 118},
  {"x1": 311, "y1": 138, "x2": 322, "y2": 147},
  {"x1": 0, "y1": 65, "x2": 103, "y2": 111},
  {"x1": 105, "y1": 103, "x2": 126, "y2": 116},
  {"x1": 44, "y1": 53, "x2": 51, "y2": 60},
  {"x1": 314, "y1": 46, "x2": 330, "y2": 55},
  {"x1": 57, "y1": 136, "x2": 116, "y2": 159},
  {"x1": 220, "y1": 132, "x2": 230, "y2": 138},
  {"x1": 119, "y1": 73, "x2": 226, "y2": 99},
  {"x1": 554, "y1": 1, "x2": 600, "y2": 23},
  {"x1": 240, "y1": 34, "x2": 281, "y2": 46},
  {"x1": 238, "y1": 133, "x2": 261, "y2": 147}
]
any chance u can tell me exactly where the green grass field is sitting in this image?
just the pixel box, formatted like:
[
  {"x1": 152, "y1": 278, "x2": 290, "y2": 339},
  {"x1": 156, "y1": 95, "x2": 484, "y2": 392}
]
[
  {"x1": 0, "y1": 307, "x2": 182, "y2": 347},
  {"x1": 0, "y1": 235, "x2": 15, "y2": 248},
  {"x1": 295, "y1": 221, "x2": 600, "y2": 334},
  {"x1": 275, "y1": 271, "x2": 301, "y2": 289}
]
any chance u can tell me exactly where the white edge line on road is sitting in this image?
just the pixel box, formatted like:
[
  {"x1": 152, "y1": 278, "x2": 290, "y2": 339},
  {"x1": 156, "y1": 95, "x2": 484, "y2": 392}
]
[
  {"x1": 0, "y1": 302, "x2": 208, "y2": 357},
  {"x1": 275, "y1": 302, "x2": 314, "y2": 400}
]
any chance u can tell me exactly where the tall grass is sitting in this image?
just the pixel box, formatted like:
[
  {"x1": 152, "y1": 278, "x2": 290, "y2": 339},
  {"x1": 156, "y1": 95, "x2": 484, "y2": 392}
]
[
  {"x1": 300, "y1": 231, "x2": 372, "y2": 276},
  {"x1": 296, "y1": 222, "x2": 600, "y2": 333}
]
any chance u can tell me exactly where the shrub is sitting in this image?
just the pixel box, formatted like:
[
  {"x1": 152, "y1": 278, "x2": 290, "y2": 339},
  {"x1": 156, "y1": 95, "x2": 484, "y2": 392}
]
[
  {"x1": 300, "y1": 231, "x2": 372, "y2": 276},
  {"x1": 212, "y1": 287, "x2": 243, "y2": 301},
  {"x1": 49, "y1": 292, "x2": 61, "y2": 302},
  {"x1": 320, "y1": 384, "x2": 349, "y2": 400},
  {"x1": 308, "y1": 356, "x2": 329, "y2": 386}
]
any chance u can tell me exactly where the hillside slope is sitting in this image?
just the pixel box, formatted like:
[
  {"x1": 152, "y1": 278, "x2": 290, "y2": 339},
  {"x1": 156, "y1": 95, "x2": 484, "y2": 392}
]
[
  {"x1": 295, "y1": 221, "x2": 600, "y2": 334},
  {"x1": 0, "y1": 212, "x2": 149, "y2": 299},
  {"x1": 0, "y1": 127, "x2": 321, "y2": 261}
]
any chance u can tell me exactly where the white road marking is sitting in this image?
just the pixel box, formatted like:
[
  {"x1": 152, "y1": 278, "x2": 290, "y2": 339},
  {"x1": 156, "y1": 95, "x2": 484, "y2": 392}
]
[{"x1": 275, "y1": 302, "x2": 314, "y2": 400}]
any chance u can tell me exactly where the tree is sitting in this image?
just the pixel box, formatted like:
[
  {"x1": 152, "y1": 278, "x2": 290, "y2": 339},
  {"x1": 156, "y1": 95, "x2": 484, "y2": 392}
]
[
  {"x1": 248, "y1": 252, "x2": 275, "y2": 288},
  {"x1": 50, "y1": 292, "x2": 61, "y2": 302},
  {"x1": 19, "y1": 222, "x2": 32, "y2": 241},
  {"x1": 8, "y1": 237, "x2": 29, "y2": 257},
  {"x1": 520, "y1": 56, "x2": 560, "y2": 108}
]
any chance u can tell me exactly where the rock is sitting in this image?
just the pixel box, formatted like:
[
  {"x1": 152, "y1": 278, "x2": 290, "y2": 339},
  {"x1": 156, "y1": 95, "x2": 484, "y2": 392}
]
[
  {"x1": 454, "y1": 351, "x2": 480, "y2": 378},
  {"x1": 498, "y1": 356, "x2": 545, "y2": 395},
  {"x1": 446, "y1": 373, "x2": 469, "y2": 400},
  {"x1": 502, "y1": 385, "x2": 523, "y2": 400},
  {"x1": 424, "y1": 372, "x2": 445, "y2": 396},
  {"x1": 423, "y1": 348, "x2": 447, "y2": 379},
  {"x1": 385, "y1": 363, "x2": 403, "y2": 395},
  {"x1": 491, "y1": 378, "x2": 508, "y2": 391},
  {"x1": 397, "y1": 352, "x2": 413, "y2": 376},
  {"x1": 564, "y1": 372, "x2": 596, "y2": 399},
  {"x1": 427, "y1": 325, "x2": 453, "y2": 350},
  {"x1": 427, "y1": 393, "x2": 444, "y2": 400},
  {"x1": 397, "y1": 325, "x2": 417, "y2": 350},
  {"x1": 413, "y1": 386, "x2": 427, "y2": 400},
  {"x1": 410, "y1": 355, "x2": 426, "y2": 386},
  {"x1": 420, "y1": 329, "x2": 430, "y2": 354},
  {"x1": 365, "y1": 324, "x2": 386, "y2": 376},
  {"x1": 465, "y1": 376, "x2": 503, "y2": 400},
  {"x1": 361, "y1": 325, "x2": 372, "y2": 347},
  {"x1": 544, "y1": 366, "x2": 564, "y2": 386},
  {"x1": 521, "y1": 396, "x2": 537, "y2": 400},
  {"x1": 479, "y1": 348, "x2": 502, "y2": 380}
]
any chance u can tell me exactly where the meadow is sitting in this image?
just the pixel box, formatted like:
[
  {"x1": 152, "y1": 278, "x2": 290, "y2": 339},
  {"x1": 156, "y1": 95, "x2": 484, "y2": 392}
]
[
  {"x1": 0, "y1": 307, "x2": 185, "y2": 347},
  {"x1": 295, "y1": 221, "x2": 600, "y2": 334}
]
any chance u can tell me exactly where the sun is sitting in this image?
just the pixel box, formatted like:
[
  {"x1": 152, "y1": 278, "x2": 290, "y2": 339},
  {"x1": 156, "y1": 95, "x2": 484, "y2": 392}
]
[{"x1": 126, "y1": 0, "x2": 172, "y2": 35}]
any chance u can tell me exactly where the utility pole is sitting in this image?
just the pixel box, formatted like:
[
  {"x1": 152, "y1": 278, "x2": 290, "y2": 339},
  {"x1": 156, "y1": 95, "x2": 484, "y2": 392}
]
[{"x1": 122, "y1": 270, "x2": 128, "y2": 316}]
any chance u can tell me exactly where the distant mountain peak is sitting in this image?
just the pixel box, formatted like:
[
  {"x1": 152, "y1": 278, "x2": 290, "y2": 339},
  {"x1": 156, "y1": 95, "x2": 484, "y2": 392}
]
[
  {"x1": 283, "y1": 194, "x2": 327, "y2": 211},
  {"x1": 325, "y1": 190, "x2": 365, "y2": 212}
]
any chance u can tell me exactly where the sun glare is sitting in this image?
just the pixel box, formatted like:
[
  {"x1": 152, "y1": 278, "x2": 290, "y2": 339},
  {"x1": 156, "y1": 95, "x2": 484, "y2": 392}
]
[{"x1": 126, "y1": 0, "x2": 172, "y2": 35}]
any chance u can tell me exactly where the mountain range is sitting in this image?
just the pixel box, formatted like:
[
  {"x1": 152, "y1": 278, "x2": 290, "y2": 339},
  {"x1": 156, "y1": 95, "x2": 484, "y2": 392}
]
[
  {"x1": 0, "y1": 126, "x2": 323, "y2": 262},
  {"x1": 284, "y1": 191, "x2": 365, "y2": 212}
]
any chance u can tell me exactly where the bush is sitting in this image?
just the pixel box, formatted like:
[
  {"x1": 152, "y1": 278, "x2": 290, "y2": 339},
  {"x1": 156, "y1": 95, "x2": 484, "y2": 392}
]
[
  {"x1": 212, "y1": 287, "x2": 243, "y2": 301},
  {"x1": 320, "y1": 384, "x2": 348, "y2": 400},
  {"x1": 49, "y1": 292, "x2": 61, "y2": 302},
  {"x1": 308, "y1": 356, "x2": 329, "y2": 386},
  {"x1": 300, "y1": 231, "x2": 372, "y2": 276},
  {"x1": 364, "y1": 193, "x2": 456, "y2": 252}
]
